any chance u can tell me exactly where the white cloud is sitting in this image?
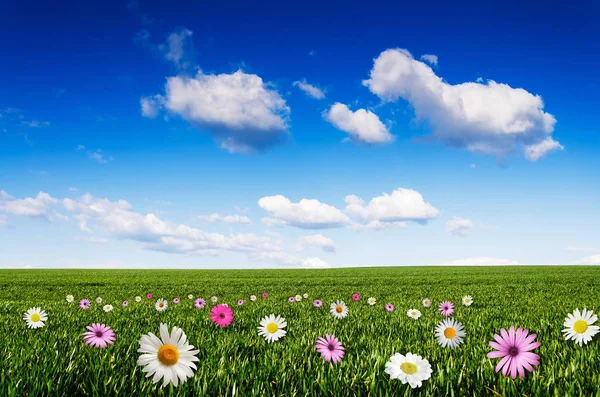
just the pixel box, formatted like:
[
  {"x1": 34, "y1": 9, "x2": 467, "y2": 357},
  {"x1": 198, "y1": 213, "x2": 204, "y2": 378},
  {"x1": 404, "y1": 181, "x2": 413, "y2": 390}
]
[
  {"x1": 446, "y1": 217, "x2": 473, "y2": 236},
  {"x1": 344, "y1": 188, "x2": 438, "y2": 224},
  {"x1": 22, "y1": 120, "x2": 50, "y2": 128},
  {"x1": 443, "y1": 257, "x2": 520, "y2": 266},
  {"x1": 76, "y1": 145, "x2": 86, "y2": 151},
  {"x1": 570, "y1": 254, "x2": 600, "y2": 265},
  {"x1": 87, "y1": 149, "x2": 113, "y2": 164},
  {"x1": 199, "y1": 213, "x2": 252, "y2": 225},
  {"x1": 249, "y1": 251, "x2": 330, "y2": 268},
  {"x1": 258, "y1": 195, "x2": 351, "y2": 229},
  {"x1": 324, "y1": 103, "x2": 394, "y2": 144},
  {"x1": 566, "y1": 247, "x2": 600, "y2": 254},
  {"x1": 293, "y1": 80, "x2": 326, "y2": 99},
  {"x1": 420, "y1": 54, "x2": 438, "y2": 66},
  {"x1": 362, "y1": 48, "x2": 561, "y2": 160},
  {"x1": 161, "y1": 29, "x2": 193, "y2": 68},
  {"x1": 0, "y1": 191, "x2": 58, "y2": 218},
  {"x1": 140, "y1": 95, "x2": 164, "y2": 118},
  {"x1": 297, "y1": 234, "x2": 336, "y2": 252}
]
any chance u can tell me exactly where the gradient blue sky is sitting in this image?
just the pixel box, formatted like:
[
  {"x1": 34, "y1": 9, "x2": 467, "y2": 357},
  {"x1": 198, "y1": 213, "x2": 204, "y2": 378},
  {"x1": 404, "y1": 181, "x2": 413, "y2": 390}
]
[{"x1": 1, "y1": 0, "x2": 599, "y2": 268}]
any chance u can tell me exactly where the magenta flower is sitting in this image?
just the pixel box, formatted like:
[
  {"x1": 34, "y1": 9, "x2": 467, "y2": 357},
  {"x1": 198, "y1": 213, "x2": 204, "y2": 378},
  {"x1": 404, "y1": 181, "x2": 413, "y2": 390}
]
[
  {"x1": 313, "y1": 299, "x2": 323, "y2": 308},
  {"x1": 82, "y1": 323, "x2": 115, "y2": 348},
  {"x1": 146, "y1": 293, "x2": 152, "y2": 299},
  {"x1": 315, "y1": 334, "x2": 345, "y2": 364},
  {"x1": 487, "y1": 326, "x2": 541, "y2": 379},
  {"x1": 352, "y1": 294, "x2": 360, "y2": 301},
  {"x1": 122, "y1": 301, "x2": 128, "y2": 307},
  {"x1": 288, "y1": 297, "x2": 296, "y2": 303},
  {"x1": 237, "y1": 299, "x2": 244, "y2": 306},
  {"x1": 79, "y1": 299, "x2": 90, "y2": 310},
  {"x1": 210, "y1": 304, "x2": 234, "y2": 327},
  {"x1": 385, "y1": 303, "x2": 394, "y2": 312},
  {"x1": 194, "y1": 298, "x2": 205, "y2": 309},
  {"x1": 173, "y1": 297, "x2": 180, "y2": 304},
  {"x1": 439, "y1": 301, "x2": 455, "y2": 316},
  {"x1": 262, "y1": 292, "x2": 268, "y2": 298}
]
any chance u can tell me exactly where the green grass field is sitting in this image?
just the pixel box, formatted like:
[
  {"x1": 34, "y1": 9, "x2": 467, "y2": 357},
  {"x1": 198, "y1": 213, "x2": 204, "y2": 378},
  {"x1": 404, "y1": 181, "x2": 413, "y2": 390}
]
[{"x1": 1, "y1": 266, "x2": 599, "y2": 396}]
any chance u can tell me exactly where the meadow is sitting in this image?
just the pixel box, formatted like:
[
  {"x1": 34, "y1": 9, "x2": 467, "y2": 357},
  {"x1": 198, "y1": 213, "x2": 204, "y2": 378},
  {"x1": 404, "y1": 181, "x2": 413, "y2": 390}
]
[{"x1": 1, "y1": 266, "x2": 599, "y2": 396}]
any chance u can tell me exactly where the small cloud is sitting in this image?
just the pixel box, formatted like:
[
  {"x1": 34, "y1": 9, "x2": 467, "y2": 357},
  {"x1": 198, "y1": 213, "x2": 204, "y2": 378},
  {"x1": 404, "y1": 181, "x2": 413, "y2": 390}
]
[
  {"x1": 87, "y1": 149, "x2": 113, "y2": 164},
  {"x1": 76, "y1": 145, "x2": 86, "y2": 151},
  {"x1": 470, "y1": 163, "x2": 477, "y2": 169},
  {"x1": 420, "y1": 54, "x2": 438, "y2": 66},
  {"x1": 68, "y1": 187, "x2": 78, "y2": 192},
  {"x1": 293, "y1": 80, "x2": 326, "y2": 100},
  {"x1": 297, "y1": 234, "x2": 336, "y2": 252},
  {"x1": 446, "y1": 217, "x2": 474, "y2": 236},
  {"x1": 22, "y1": 120, "x2": 50, "y2": 128},
  {"x1": 199, "y1": 213, "x2": 252, "y2": 225},
  {"x1": 476, "y1": 77, "x2": 483, "y2": 83}
]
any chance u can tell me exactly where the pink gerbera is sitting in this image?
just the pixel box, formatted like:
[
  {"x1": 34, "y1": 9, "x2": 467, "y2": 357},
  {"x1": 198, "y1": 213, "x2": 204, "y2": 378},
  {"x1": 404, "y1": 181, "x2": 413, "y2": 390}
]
[
  {"x1": 315, "y1": 334, "x2": 345, "y2": 364},
  {"x1": 313, "y1": 299, "x2": 323, "y2": 308},
  {"x1": 486, "y1": 326, "x2": 541, "y2": 379},
  {"x1": 210, "y1": 304, "x2": 234, "y2": 327},
  {"x1": 146, "y1": 293, "x2": 152, "y2": 299},
  {"x1": 385, "y1": 303, "x2": 394, "y2": 312},
  {"x1": 237, "y1": 299, "x2": 244, "y2": 306},
  {"x1": 262, "y1": 292, "x2": 268, "y2": 298},
  {"x1": 439, "y1": 301, "x2": 455, "y2": 316},
  {"x1": 173, "y1": 297, "x2": 180, "y2": 304},
  {"x1": 79, "y1": 299, "x2": 90, "y2": 310},
  {"x1": 82, "y1": 323, "x2": 116, "y2": 348},
  {"x1": 194, "y1": 298, "x2": 205, "y2": 309},
  {"x1": 122, "y1": 301, "x2": 128, "y2": 307},
  {"x1": 288, "y1": 297, "x2": 295, "y2": 303},
  {"x1": 352, "y1": 294, "x2": 360, "y2": 301}
]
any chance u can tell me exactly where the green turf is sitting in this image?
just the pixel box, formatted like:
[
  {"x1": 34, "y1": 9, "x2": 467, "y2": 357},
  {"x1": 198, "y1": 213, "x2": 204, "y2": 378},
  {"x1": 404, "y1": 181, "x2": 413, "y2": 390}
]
[{"x1": 1, "y1": 266, "x2": 599, "y2": 396}]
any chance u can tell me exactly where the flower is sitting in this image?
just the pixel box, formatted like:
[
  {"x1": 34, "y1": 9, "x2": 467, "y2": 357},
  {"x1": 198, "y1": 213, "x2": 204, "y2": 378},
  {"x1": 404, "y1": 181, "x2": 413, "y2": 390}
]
[
  {"x1": 23, "y1": 307, "x2": 47, "y2": 329},
  {"x1": 137, "y1": 323, "x2": 199, "y2": 388},
  {"x1": 422, "y1": 298, "x2": 432, "y2": 308},
  {"x1": 95, "y1": 297, "x2": 103, "y2": 304},
  {"x1": 155, "y1": 299, "x2": 168, "y2": 312},
  {"x1": 439, "y1": 301, "x2": 455, "y2": 317},
  {"x1": 146, "y1": 293, "x2": 152, "y2": 299},
  {"x1": 122, "y1": 301, "x2": 129, "y2": 307},
  {"x1": 385, "y1": 353, "x2": 432, "y2": 389},
  {"x1": 367, "y1": 297, "x2": 376, "y2": 306},
  {"x1": 462, "y1": 295, "x2": 473, "y2": 306},
  {"x1": 313, "y1": 299, "x2": 323, "y2": 308},
  {"x1": 330, "y1": 300, "x2": 348, "y2": 319},
  {"x1": 258, "y1": 314, "x2": 287, "y2": 343},
  {"x1": 210, "y1": 296, "x2": 218, "y2": 303},
  {"x1": 82, "y1": 323, "x2": 115, "y2": 348},
  {"x1": 352, "y1": 293, "x2": 360, "y2": 301},
  {"x1": 188, "y1": 294, "x2": 194, "y2": 300},
  {"x1": 262, "y1": 292, "x2": 268, "y2": 298},
  {"x1": 66, "y1": 295, "x2": 74, "y2": 303},
  {"x1": 486, "y1": 326, "x2": 540, "y2": 379},
  {"x1": 194, "y1": 298, "x2": 205, "y2": 309},
  {"x1": 173, "y1": 298, "x2": 180, "y2": 304},
  {"x1": 237, "y1": 299, "x2": 244, "y2": 306},
  {"x1": 135, "y1": 296, "x2": 142, "y2": 302},
  {"x1": 288, "y1": 297, "x2": 296, "y2": 303},
  {"x1": 250, "y1": 295, "x2": 257, "y2": 302},
  {"x1": 385, "y1": 303, "x2": 394, "y2": 312},
  {"x1": 562, "y1": 308, "x2": 599, "y2": 346},
  {"x1": 303, "y1": 293, "x2": 309, "y2": 299},
  {"x1": 435, "y1": 318, "x2": 466, "y2": 348},
  {"x1": 79, "y1": 299, "x2": 90, "y2": 310},
  {"x1": 407, "y1": 309, "x2": 421, "y2": 320},
  {"x1": 295, "y1": 294, "x2": 302, "y2": 302},
  {"x1": 103, "y1": 304, "x2": 113, "y2": 312},
  {"x1": 210, "y1": 304, "x2": 233, "y2": 327},
  {"x1": 315, "y1": 334, "x2": 345, "y2": 363}
]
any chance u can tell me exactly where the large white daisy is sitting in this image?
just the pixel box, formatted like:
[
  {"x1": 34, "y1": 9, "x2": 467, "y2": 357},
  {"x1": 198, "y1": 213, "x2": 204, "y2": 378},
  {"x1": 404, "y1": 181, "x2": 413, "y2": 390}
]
[
  {"x1": 330, "y1": 301, "x2": 348, "y2": 319},
  {"x1": 407, "y1": 309, "x2": 421, "y2": 320},
  {"x1": 385, "y1": 352, "x2": 432, "y2": 389},
  {"x1": 434, "y1": 318, "x2": 466, "y2": 348},
  {"x1": 257, "y1": 314, "x2": 287, "y2": 343},
  {"x1": 462, "y1": 295, "x2": 473, "y2": 306},
  {"x1": 137, "y1": 323, "x2": 199, "y2": 388},
  {"x1": 155, "y1": 299, "x2": 168, "y2": 312},
  {"x1": 562, "y1": 308, "x2": 599, "y2": 346},
  {"x1": 23, "y1": 307, "x2": 47, "y2": 329}
]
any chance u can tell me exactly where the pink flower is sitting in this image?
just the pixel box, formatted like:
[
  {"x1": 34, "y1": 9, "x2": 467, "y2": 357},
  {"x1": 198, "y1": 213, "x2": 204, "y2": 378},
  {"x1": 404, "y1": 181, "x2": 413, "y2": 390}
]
[
  {"x1": 237, "y1": 299, "x2": 244, "y2": 306},
  {"x1": 487, "y1": 326, "x2": 541, "y2": 379},
  {"x1": 194, "y1": 298, "x2": 205, "y2": 309},
  {"x1": 122, "y1": 301, "x2": 128, "y2": 307},
  {"x1": 262, "y1": 292, "x2": 268, "y2": 298},
  {"x1": 385, "y1": 303, "x2": 394, "y2": 312},
  {"x1": 173, "y1": 298, "x2": 180, "y2": 304},
  {"x1": 79, "y1": 299, "x2": 90, "y2": 310},
  {"x1": 146, "y1": 293, "x2": 152, "y2": 299},
  {"x1": 82, "y1": 323, "x2": 115, "y2": 348},
  {"x1": 439, "y1": 301, "x2": 455, "y2": 316},
  {"x1": 315, "y1": 334, "x2": 345, "y2": 364},
  {"x1": 313, "y1": 299, "x2": 323, "y2": 308},
  {"x1": 352, "y1": 294, "x2": 360, "y2": 301},
  {"x1": 288, "y1": 297, "x2": 296, "y2": 303},
  {"x1": 210, "y1": 304, "x2": 234, "y2": 327}
]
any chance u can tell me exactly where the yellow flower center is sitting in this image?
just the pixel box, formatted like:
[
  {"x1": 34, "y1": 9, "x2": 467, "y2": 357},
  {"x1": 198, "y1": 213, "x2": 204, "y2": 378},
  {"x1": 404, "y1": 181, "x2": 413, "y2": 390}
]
[
  {"x1": 336, "y1": 305, "x2": 343, "y2": 313},
  {"x1": 31, "y1": 313, "x2": 41, "y2": 322},
  {"x1": 159, "y1": 302, "x2": 164, "y2": 307},
  {"x1": 412, "y1": 311, "x2": 417, "y2": 316},
  {"x1": 157, "y1": 344, "x2": 179, "y2": 366},
  {"x1": 266, "y1": 323, "x2": 279, "y2": 333},
  {"x1": 400, "y1": 362, "x2": 417, "y2": 375},
  {"x1": 444, "y1": 327, "x2": 457, "y2": 338},
  {"x1": 573, "y1": 320, "x2": 589, "y2": 334},
  {"x1": 465, "y1": 298, "x2": 470, "y2": 302}
]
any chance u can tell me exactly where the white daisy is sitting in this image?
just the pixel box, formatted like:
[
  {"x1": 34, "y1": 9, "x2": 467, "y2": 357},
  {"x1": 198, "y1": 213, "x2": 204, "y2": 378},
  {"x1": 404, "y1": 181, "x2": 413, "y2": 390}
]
[
  {"x1": 66, "y1": 295, "x2": 74, "y2": 303},
  {"x1": 562, "y1": 308, "x2": 600, "y2": 346},
  {"x1": 295, "y1": 294, "x2": 302, "y2": 302},
  {"x1": 435, "y1": 318, "x2": 466, "y2": 348},
  {"x1": 137, "y1": 323, "x2": 199, "y2": 388},
  {"x1": 330, "y1": 300, "x2": 348, "y2": 319},
  {"x1": 407, "y1": 309, "x2": 421, "y2": 320},
  {"x1": 303, "y1": 293, "x2": 309, "y2": 299},
  {"x1": 95, "y1": 297, "x2": 103, "y2": 304},
  {"x1": 422, "y1": 298, "x2": 432, "y2": 308},
  {"x1": 187, "y1": 294, "x2": 194, "y2": 300},
  {"x1": 257, "y1": 314, "x2": 287, "y2": 343},
  {"x1": 367, "y1": 297, "x2": 376, "y2": 306},
  {"x1": 210, "y1": 296, "x2": 218, "y2": 303},
  {"x1": 23, "y1": 307, "x2": 47, "y2": 329},
  {"x1": 250, "y1": 295, "x2": 257, "y2": 302},
  {"x1": 385, "y1": 352, "x2": 432, "y2": 389},
  {"x1": 135, "y1": 296, "x2": 142, "y2": 302},
  {"x1": 462, "y1": 295, "x2": 473, "y2": 306},
  {"x1": 103, "y1": 304, "x2": 113, "y2": 312},
  {"x1": 155, "y1": 299, "x2": 168, "y2": 312}
]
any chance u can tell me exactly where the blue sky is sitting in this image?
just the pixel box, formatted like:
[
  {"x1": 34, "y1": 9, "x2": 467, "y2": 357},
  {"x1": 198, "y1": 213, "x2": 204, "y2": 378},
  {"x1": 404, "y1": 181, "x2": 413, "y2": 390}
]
[{"x1": 1, "y1": 0, "x2": 599, "y2": 268}]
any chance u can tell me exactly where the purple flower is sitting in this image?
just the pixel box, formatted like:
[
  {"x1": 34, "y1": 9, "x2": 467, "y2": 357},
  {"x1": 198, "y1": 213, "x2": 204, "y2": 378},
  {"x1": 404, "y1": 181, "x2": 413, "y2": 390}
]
[
  {"x1": 194, "y1": 298, "x2": 206, "y2": 309},
  {"x1": 82, "y1": 323, "x2": 115, "y2": 348},
  {"x1": 288, "y1": 297, "x2": 295, "y2": 303},
  {"x1": 237, "y1": 299, "x2": 244, "y2": 306},
  {"x1": 487, "y1": 326, "x2": 541, "y2": 379},
  {"x1": 313, "y1": 299, "x2": 323, "y2": 308},
  {"x1": 122, "y1": 301, "x2": 129, "y2": 307},
  {"x1": 439, "y1": 301, "x2": 455, "y2": 316},
  {"x1": 315, "y1": 334, "x2": 345, "y2": 364},
  {"x1": 79, "y1": 299, "x2": 90, "y2": 310},
  {"x1": 385, "y1": 303, "x2": 394, "y2": 312}
]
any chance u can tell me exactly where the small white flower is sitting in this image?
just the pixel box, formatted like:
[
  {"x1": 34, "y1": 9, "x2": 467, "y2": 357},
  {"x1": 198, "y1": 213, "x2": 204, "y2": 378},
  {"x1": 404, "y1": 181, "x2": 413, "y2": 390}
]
[
  {"x1": 66, "y1": 295, "x2": 74, "y2": 303},
  {"x1": 562, "y1": 308, "x2": 600, "y2": 346},
  {"x1": 422, "y1": 298, "x2": 432, "y2": 308},
  {"x1": 462, "y1": 295, "x2": 473, "y2": 306},
  {"x1": 188, "y1": 294, "x2": 194, "y2": 300},
  {"x1": 435, "y1": 318, "x2": 466, "y2": 348},
  {"x1": 250, "y1": 295, "x2": 257, "y2": 301},
  {"x1": 95, "y1": 297, "x2": 103, "y2": 304},
  {"x1": 135, "y1": 296, "x2": 142, "y2": 302},
  {"x1": 407, "y1": 309, "x2": 421, "y2": 320},
  {"x1": 23, "y1": 307, "x2": 47, "y2": 329},
  {"x1": 295, "y1": 294, "x2": 302, "y2": 302},
  {"x1": 303, "y1": 293, "x2": 309, "y2": 299},
  {"x1": 367, "y1": 297, "x2": 376, "y2": 306},
  {"x1": 330, "y1": 301, "x2": 348, "y2": 319},
  {"x1": 103, "y1": 304, "x2": 113, "y2": 312},
  {"x1": 155, "y1": 299, "x2": 168, "y2": 312},
  {"x1": 210, "y1": 296, "x2": 218, "y2": 303}
]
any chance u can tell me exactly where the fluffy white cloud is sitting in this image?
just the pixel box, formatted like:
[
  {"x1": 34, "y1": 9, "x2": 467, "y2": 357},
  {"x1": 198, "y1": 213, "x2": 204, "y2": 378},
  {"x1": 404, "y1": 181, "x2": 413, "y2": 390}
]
[
  {"x1": 446, "y1": 217, "x2": 473, "y2": 236},
  {"x1": 344, "y1": 188, "x2": 438, "y2": 223},
  {"x1": 258, "y1": 195, "x2": 351, "y2": 229},
  {"x1": 324, "y1": 103, "x2": 394, "y2": 144},
  {"x1": 250, "y1": 251, "x2": 330, "y2": 268},
  {"x1": 199, "y1": 213, "x2": 252, "y2": 225},
  {"x1": 569, "y1": 254, "x2": 600, "y2": 265},
  {"x1": 297, "y1": 234, "x2": 336, "y2": 252},
  {"x1": 140, "y1": 95, "x2": 164, "y2": 118},
  {"x1": 293, "y1": 80, "x2": 326, "y2": 99},
  {"x1": 363, "y1": 49, "x2": 561, "y2": 160},
  {"x1": 443, "y1": 257, "x2": 520, "y2": 266},
  {"x1": 420, "y1": 54, "x2": 438, "y2": 66},
  {"x1": 0, "y1": 191, "x2": 57, "y2": 217}
]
